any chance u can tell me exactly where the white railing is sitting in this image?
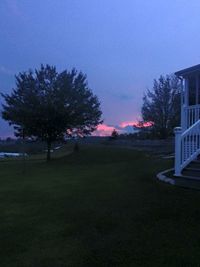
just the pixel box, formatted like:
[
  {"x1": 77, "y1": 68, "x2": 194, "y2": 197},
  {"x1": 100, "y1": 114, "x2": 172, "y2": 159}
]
[
  {"x1": 184, "y1": 105, "x2": 200, "y2": 128},
  {"x1": 174, "y1": 120, "x2": 200, "y2": 176}
]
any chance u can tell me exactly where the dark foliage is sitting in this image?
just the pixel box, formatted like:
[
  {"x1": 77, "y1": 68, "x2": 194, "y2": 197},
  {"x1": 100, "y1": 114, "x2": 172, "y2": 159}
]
[
  {"x1": 141, "y1": 74, "x2": 181, "y2": 139},
  {"x1": 110, "y1": 129, "x2": 119, "y2": 140},
  {"x1": 1, "y1": 64, "x2": 102, "y2": 160}
]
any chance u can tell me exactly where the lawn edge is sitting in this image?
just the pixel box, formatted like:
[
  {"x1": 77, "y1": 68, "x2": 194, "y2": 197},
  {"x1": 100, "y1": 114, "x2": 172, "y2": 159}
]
[{"x1": 156, "y1": 168, "x2": 175, "y2": 185}]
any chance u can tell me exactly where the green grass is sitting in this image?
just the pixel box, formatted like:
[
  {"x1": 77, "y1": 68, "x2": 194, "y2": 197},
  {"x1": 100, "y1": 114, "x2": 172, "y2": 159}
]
[{"x1": 1, "y1": 145, "x2": 200, "y2": 266}]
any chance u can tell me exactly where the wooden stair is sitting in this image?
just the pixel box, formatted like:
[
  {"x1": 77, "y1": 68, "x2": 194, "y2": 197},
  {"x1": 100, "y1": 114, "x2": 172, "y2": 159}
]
[
  {"x1": 171, "y1": 158, "x2": 200, "y2": 190},
  {"x1": 181, "y1": 157, "x2": 200, "y2": 180}
]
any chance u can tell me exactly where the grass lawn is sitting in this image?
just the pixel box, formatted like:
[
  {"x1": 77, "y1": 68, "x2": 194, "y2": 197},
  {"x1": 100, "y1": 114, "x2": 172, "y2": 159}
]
[{"x1": 1, "y1": 145, "x2": 200, "y2": 267}]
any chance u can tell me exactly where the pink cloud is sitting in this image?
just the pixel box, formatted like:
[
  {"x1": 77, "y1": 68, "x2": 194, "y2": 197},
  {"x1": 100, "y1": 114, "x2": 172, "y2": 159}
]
[
  {"x1": 120, "y1": 120, "x2": 153, "y2": 128},
  {"x1": 93, "y1": 120, "x2": 153, "y2": 136},
  {"x1": 93, "y1": 124, "x2": 116, "y2": 136},
  {"x1": 119, "y1": 121, "x2": 137, "y2": 128},
  {"x1": 134, "y1": 121, "x2": 154, "y2": 128}
]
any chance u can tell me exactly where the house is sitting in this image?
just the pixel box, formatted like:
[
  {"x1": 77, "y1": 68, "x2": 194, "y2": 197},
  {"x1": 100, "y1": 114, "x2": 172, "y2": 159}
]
[{"x1": 174, "y1": 64, "x2": 200, "y2": 178}]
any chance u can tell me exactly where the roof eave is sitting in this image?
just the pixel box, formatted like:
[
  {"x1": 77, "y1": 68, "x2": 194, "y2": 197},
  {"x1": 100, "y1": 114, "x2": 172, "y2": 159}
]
[{"x1": 175, "y1": 64, "x2": 200, "y2": 77}]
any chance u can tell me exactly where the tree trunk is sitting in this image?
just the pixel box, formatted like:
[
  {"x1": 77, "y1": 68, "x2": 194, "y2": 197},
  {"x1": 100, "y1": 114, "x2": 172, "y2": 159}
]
[{"x1": 47, "y1": 140, "x2": 51, "y2": 161}]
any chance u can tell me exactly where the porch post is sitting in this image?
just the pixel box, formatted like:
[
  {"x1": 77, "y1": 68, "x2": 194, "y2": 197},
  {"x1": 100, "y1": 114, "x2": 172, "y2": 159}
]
[
  {"x1": 181, "y1": 78, "x2": 184, "y2": 129},
  {"x1": 195, "y1": 74, "x2": 199, "y2": 123},
  {"x1": 174, "y1": 126, "x2": 182, "y2": 176},
  {"x1": 196, "y1": 74, "x2": 199, "y2": 105},
  {"x1": 185, "y1": 78, "x2": 189, "y2": 106},
  {"x1": 182, "y1": 78, "x2": 188, "y2": 130}
]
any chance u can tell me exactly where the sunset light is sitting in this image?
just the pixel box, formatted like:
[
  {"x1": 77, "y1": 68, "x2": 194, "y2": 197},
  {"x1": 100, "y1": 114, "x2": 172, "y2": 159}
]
[
  {"x1": 93, "y1": 124, "x2": 116, "y2": 136},
  {"x1": 93, "y1": 120, "x2": 153, "y2": 136},
  {"x1": 119, "y1": 121, "x2": 138, "y2": 128}
]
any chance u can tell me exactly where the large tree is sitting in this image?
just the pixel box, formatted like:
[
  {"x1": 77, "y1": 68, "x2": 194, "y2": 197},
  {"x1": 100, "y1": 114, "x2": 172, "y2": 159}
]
[
  {"x1": 141, "y1": 74, "x2": 181, "y2": 139},
  {"x1": 1, "y1": 64, "x2": 102, "y2": 160}
]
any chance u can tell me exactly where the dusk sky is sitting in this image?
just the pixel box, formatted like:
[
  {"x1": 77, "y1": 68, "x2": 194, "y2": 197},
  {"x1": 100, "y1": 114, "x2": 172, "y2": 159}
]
[{"x1": 1, "y1": 0, "x2": 200, "y2": 137}]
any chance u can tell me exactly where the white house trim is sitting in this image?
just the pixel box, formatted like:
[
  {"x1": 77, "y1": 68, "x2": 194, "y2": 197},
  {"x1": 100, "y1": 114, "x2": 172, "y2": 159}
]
[{"x1": 175, "y1": 64, "x2": 200, "y2": 176}]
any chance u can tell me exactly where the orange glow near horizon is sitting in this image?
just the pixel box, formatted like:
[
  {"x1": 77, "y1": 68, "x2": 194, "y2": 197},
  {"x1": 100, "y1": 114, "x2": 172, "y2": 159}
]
[
  {"x1": 119, "y1": 121, "x2": 137, "y2": 128},
  {"x1": 135, "y1": 121, "x2": 154, "y2": 128},
  {"x1": 120, "y1": 120, "x2": 153, "y2": 128},
  {"x1": 93, "y1": 120, "x2": 153, "y2": 136},
  {"x1": 93, "y1": 124, "x2": 116, "y2": 136}
]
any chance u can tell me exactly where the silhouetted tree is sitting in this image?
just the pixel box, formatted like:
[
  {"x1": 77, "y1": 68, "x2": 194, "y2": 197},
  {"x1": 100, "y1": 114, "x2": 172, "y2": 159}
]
[
  {"x1": 1, "y1": 64, "x2": 102, "y2": 160},
  {"x1": 111, "y1": 129, "x2": 118, "y2": 139},
  {"x1": 133, "y1": 121, "x2": 153, "y2": 139},
  {"x1": 141, "y1": 75, "x2": 181, "y2": 139}
]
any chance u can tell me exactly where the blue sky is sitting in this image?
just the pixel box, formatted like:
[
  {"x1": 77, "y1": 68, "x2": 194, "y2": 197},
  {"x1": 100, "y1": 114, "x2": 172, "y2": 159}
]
[{"x1": 1, "y1": 0, "x2": 200, "y2": 137}]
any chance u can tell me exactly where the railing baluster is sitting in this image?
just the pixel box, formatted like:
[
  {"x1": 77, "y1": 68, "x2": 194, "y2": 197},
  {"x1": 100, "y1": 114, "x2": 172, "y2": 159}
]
[
  {"x1": 185, "y1": 106, "x2": 200, "y2": 128},
  {"x1": 199, "y1": 127, "x2": 200, "y2": 149},
  {"x1": 191, "y1": 133, "x2": 193, "y2": 156},
  {"x1": 181, "y1": 138, "x2": 184, "y2": 163},
  {"x1": 192, "y1": 131, "x2": 194, "y2": 155},
  {"x1": 196, "y1": 108, "x2": 198, "y2": 123},
  {"x1": 192, "y1": 108, "x2": 194, "y2": 125},
  {"x1": 195, "y1": 132, "x2": 196, "y2": 152},
  {"x1": 176, "y1": 106, "x2": 200, "y2": 175},
  {"x1": 188, "y1": 109, "x2": 190, "y2": 128},
  {"x1": 199, "y1": 107, "x2": 200, "y2": 121},
  {"x1": 191, "y1": 108, "x2": 193, "y2": 126}
]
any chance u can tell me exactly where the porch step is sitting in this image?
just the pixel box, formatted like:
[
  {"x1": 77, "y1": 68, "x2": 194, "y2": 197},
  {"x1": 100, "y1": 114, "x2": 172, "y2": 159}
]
[
  {"x1": 179, "y1": 175, "x2": 200, "y2": 181},
  {"x1": 186, "y1": 161, "x2": 200, "y2": 169},
  {"x1": 182, "y1": 171, "x2": 200, "y2": 179},
  {"x1": 182, "y1": 158, "x2": 200, "y2": 179},
  {"x1": 191, "y1": 159, "x2": 200, "y2": 164},
  {"x1": 185, "y1": 167, "x2": 200, "y2": 172},
  {"x1": 174, "y1": 174, "x2": 200, "y2": 190}
]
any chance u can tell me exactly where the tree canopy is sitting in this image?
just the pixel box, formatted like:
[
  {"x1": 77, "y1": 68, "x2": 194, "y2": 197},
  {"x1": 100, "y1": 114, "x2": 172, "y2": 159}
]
[
  {"x1": 141, "y1": 74, "x2": 181, "y2": 139},
  {"x1": 1, "y1": 64, "x2": 102, "y2": 160}
]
